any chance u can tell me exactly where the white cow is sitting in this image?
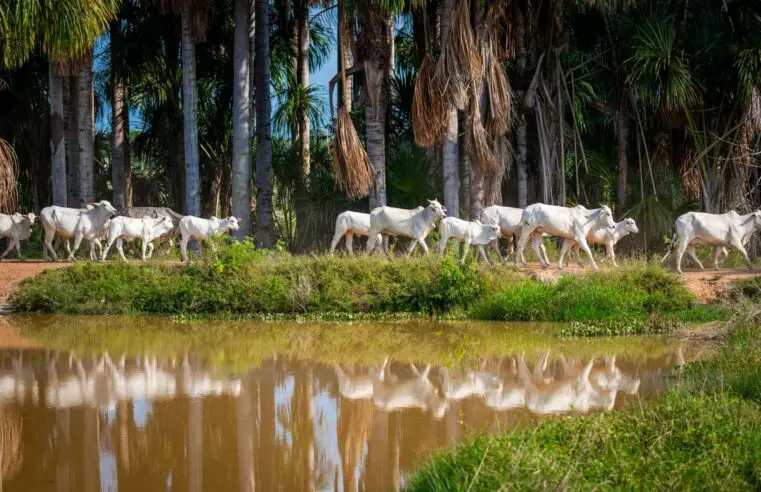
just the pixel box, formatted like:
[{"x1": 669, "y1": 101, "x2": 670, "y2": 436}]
[
  {"x1": 565, "y1": 218, "x2": 639, "y2": 268},
  {"x1": 371, "y1": 358, "x2": 448, "y2": 419},
  {"x1": 333, "y1": 364, "x2": 377, "y2": 400},
  {"x1": 366, "y1": 200, "x2": 447, "y2": 256},
  {"x1": 515, "y1": 204, "x2": 616, "y2": 271},
  {"x1": 0, "y1": 212, "x2": 36, "y2": 260},
  {"x1": 517, "y1": 354, "x2": 601, "y2": 414},
  {"x1": 480, "y1": 205, "x2": 550, "y2": 264},
  {"x1": 329, "y1": 211, "x2": 385, "y2": 256},
  {"x1": 179, "y1": 215, "x2": 240, "y2": 262},
  {"x1": 40, "y1": 201, "x2": 117, "y2": 261},
  {"x1": 663, "y1": 210, "x2": 761, "y2": 274},
  {"x1": 437, "y1": 217, "x2": 501, "y2": 263},
  {"x1": 101, "y1": 216, "x2": 176, "y2": 261}
]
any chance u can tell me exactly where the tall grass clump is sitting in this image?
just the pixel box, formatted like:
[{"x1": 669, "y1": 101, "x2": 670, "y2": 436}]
[
  {"x1": 12, "y1": 245, "x2": 489, "y2": 315},
  {"x1": 470, "y1": 265, "x2": 707, "y2": 322}
]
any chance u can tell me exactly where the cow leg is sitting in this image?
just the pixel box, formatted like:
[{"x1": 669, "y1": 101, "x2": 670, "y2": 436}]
[
  {"x1": 116, "y1": 239, "x2": 128, "y2": 262},
  {"x1": 43, "y1": 228, "x2": 58, "y2": 261},
  {"x1": 711, "y1": 247, "x2": 723, "y2": 271},
  {"x1": 365, "y1": 229, "x2": 381, "y2": 254},
  {"x1": 101, "y1": 237, "x2": 116, "y2": 262},
  {"x1": 147, "y1": 242, "x2": 155, "y2": 259},
  {"x1": 674, "y1": 238, "x2": 689, "y2": 274},
  {"x1": 607, "y1": 244, "x2": 619, "y2": 268},
  {"x1": 729, "y1": 236, "x2": 753, "y2": 270},
  {"x1": 180, "y1": 236, "x2": 190, "y2": 262},
  {"x1": 14, "y1": 238, "x2": 23, "y2": 260},
  {"x1": 68, "y1": 235, "x2": 84, "y2": 261},
  {"x1": 460, "y1": 241, "x2": 471, "y2": 263},
  {"x1": 557, "y1": 239, "x2": 573, "y2": 270},
  {"x1": 345, "y1": 232, "x2": 354, "y2": 256},
  {"x1": 0, "y1": 238, "x2": 14, "y2": 259},
  {"x1": 573, "y1": 234, "x2": 599, "y2": 271},
  {"x1": 406, "y1": 240, "x2": 418, "y2": 256},
  {"x1": 329, "y1": 228, "x2": 344, "y2": 254},
  {"x1": 478, "y1": 245, "x2": 491, "y2": 265},
  {"x1": 141, "y1": 239, "x2": 149, "y2": 261},
  {"x1": 530, "y1": 235, "x2": 547, "y2": 268},
  {"x1": 574, "y1": 243, "x2": 583, "y2": 266},
  {"x1": 418, "y1": 238, "x2": 430, "y2": 255},
  {"x1": 437, "y1": 233, "x2": 450, "y2": 256},
  {"x1": 490, "y1": 239, "x2": 504, "y2": 263},
  {"x1": 514, "y1": 225, "x2": 535, "y2": 268},
  {"x1": 687, "y1": 246, "x2": 704, "y2": 270}
]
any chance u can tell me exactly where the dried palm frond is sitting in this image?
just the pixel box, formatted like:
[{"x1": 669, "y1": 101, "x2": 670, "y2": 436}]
[
  {"x1": 412, "y1": 55, "x2": 447, "y2": 147},
  {"x1": 0, "y1": 139, "x2": 19, "y2": 214},
  {"x1": 0, "y1": 407, "x2": 23, "y2": 482},
  {"x1": 680, "y1": 147, "x2": 700, "y2": 201},
  {"x1": 435, "y1": 0, "x2": 483, "y2": 111},
  {"x1": 481, "y1": 28, "x2": 514, "y2": 136},
  {"x1": 465, "y1": 85, "x2": 495, "y2": 175},
  {"x1": 331, "y1": 108, "x2": 373, "y2": 199}
]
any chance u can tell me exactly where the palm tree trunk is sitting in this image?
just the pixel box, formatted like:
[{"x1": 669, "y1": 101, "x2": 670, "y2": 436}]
[
  {"x1": 49, "y1": 63, "x2": 67, "y2": 206},
  {"x1": 123, "y1": 85, "x2": 132, "y2": 207},
  {"x1": 338, "y1": 0, "x2": 352, "y2": 112},
  {"x1": 77, "y1": 50, "x2": 95, "y2": 206},
  {"x1": 181, "y1": 6, "x2": 201, "y2": 216},
  {"x1": 111, "y1": 22, "x2": 126, "y2": 211},
  {"x1": 236, "y1": 373, "x2": 255, "y2": 492},
  {"x1": 298, "y1": 1, "x2": 310, "y2": 175},
  {"x1": 365, "y1": 96, "x2": 387, "y2": 209},
  {"x1": 515, "y1": 3, "x2": 529, "y2": 208},
  {"x1": 255, "y1": 0, "x2": 274, "y2": 248},
  {"x1": 441, "y1": 0, "x2": 459, "y2": 217},
  {"x1": 63, "y1": 75, "x2": 79, "y2": 207},
  {"x1": 615, "y1": 102, "x2": 628, "y2": 212},
  {"x1": 233, "y1": 0, "x2": 252, "y2": 238}
]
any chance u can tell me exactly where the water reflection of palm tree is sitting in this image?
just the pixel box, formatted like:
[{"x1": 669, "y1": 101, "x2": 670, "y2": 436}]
[
  {"x1": 236, "y1": 372, "x2": 255, "y2": 492},
  {"x1": 337, "y1": 372, "x2": 373, "y2": 492},
  {"x1": 0, "y1": 406, "x2": 23, "y2": 492}
]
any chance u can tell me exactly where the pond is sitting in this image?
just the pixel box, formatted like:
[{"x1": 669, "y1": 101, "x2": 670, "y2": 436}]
[{"x1": 0, "y1": 315, "x2": 703, "y2": 492}]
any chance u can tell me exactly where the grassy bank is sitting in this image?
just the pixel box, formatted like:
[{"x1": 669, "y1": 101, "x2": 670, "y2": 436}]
[
  {"x1": 11, "y1": 245, "x2": 722, "y2": 322},
  {"x1": 405, "y1": 320, "x2": 761, "y2": 491}
]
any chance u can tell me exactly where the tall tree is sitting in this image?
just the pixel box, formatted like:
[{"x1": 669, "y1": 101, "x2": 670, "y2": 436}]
[
  {"x1": 255, "y1": 0, "x2": 274, "y2": 248},
  {"x1": 180, "y1": 4, "x2": 202, "y2": 216},
  {"x1": 440, "y1": 0, "x2": 459, "y2": 217},
  {"x1": 233, "y1": 0, "x2": 252, "y2": 237},
  {"x1": 77, "y1": 49, "x2": 95, "y2": 205},
  {"x1": 110, "y1": 15, "x2": 132, "y2": 211},
  {"x1": 49, "y1": 64, "x2": 68, "y2": 206}
]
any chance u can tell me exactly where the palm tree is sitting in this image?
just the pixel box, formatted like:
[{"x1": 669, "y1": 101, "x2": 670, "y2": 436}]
[
  {"x1": 255, "y1": 0, "x2": 274, "y2": 248},
  {"x1": 110, "y1": 13, "x2": 132, "y2": 211},
  {"x1": 233, "y1": 0, "x2": 252, "y2": 238},
  {"x1": 0, "y1": 0, "x2": 119, "y2": 206},
  {"x1": 440, "y1": 0, "x2": 459, "y2": 217},
  {"x1": 78, "y1": 48, "x2": 95, "y2": 205}
]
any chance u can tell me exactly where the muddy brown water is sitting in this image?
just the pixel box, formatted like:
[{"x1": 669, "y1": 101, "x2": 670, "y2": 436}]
[{"x1": 0, "y1": 315, "x2": 701, "y2": 492}]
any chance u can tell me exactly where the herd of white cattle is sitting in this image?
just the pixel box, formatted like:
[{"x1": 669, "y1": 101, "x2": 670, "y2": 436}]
[
  {"x1": 2, "y1": 198, "x2": 761, "y2": 273},
  {"x1": 331, "y1": 200, "x2": 761, "y2": 273},
  {"x1": 0, "y1": 350, "x2": 653, "y2": 416},
  {"x1": 0, "y1": 200, "x2": 240, "y2": 262}
]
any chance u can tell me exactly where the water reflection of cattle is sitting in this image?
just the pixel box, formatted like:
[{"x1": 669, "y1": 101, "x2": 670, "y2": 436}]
[
  {"x1": 371, "y1": 358, "x2": 448, "y2": 419},
  {"x1": 516, "y1": 352, "x2": 641, "y2": 414},
  {"x1": 0, "y1": 352, "x2": 241, "y2": 408},
  {"x1": 440, "y1": 364, "x2": 503, "y2": 400}
]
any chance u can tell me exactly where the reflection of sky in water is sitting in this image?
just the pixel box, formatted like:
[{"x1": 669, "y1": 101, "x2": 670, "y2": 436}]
[
  {"x1": 100, "y1": 450, "x2": 117, "y2": 492},
  {"x1": 134, "y1": 399, "x2": 152, "y2": 428},
  {"x1": 315, "y1": 390, "x2": 339, "y2": 489},
  {"x1": 276, "y1": 375, "x2": 295, "y2": 447}
]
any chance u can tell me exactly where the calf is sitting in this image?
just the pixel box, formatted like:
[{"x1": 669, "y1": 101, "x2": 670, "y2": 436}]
[
  {"x1": 121, "y1": 206, "x2": 184, "y2": 254},
  {"x1": 437, "y1": 217, "x2": 501, "y2": 263},
  {"x1": 0, "y1": 212, "x2": 36, "y2": 260},
  {"x1": 663, "y1": 210, "x2": 761, "y2": 274},
  {"x1": 179, "y1": 215, "x2": 240, "y2": 262},
  {"x1": 101, "y1": 216, "x2": 176, "y2": 261},
  {"x1": 329, "y1": 211, "x2": 385, "y2": 256},
  {"x1": 565, "y1": 218, "x2": 639, "y2": 268},
  {"x1": 366, "y1": 200, "x2": 447, "y2": 256}
]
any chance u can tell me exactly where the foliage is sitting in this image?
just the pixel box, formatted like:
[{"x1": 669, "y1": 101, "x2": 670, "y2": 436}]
[{"x1": 559, "y1": 315, "x2": 684, "y2": 337}]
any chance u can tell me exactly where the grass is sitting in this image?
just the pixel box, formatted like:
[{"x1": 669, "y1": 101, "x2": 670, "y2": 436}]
[
  {"x1": 10, "y1": 242, "x2": 726, "y2": 323},
  {"x1": 405, "y1": 309, "x2": 761, "y2": 491}
]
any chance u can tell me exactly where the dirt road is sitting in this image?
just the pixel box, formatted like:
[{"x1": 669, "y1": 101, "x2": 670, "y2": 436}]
[{"x1": 0, "y1": 260, "x2": 757, "y2": 305}]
